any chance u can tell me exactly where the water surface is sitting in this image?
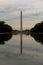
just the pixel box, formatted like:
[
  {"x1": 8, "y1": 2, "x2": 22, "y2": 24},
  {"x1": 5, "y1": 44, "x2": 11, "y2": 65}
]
[{"x1": 0, "y1": 34, "x2": 43, "y2": 65}]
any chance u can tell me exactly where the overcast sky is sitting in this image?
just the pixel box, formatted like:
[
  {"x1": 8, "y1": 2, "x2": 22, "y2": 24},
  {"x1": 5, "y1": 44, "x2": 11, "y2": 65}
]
[{"x1": 0, "y1": 0, "x2": 43, "y2": 29}]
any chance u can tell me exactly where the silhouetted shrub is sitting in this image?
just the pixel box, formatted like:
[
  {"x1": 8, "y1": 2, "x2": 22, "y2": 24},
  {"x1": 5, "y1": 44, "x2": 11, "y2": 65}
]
[
  {"x1": 30, "y1": 21, "x2": 43, "y2": 32},
  {"x1": 0, "y1": 21, "x2": 12, "y2": 33}
]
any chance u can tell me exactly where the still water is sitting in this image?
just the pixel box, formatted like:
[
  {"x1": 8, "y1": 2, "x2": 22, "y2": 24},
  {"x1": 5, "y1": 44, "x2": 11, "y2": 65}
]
[{"x1": 0, "y1": 34, "x2": 43, "y2": 65}]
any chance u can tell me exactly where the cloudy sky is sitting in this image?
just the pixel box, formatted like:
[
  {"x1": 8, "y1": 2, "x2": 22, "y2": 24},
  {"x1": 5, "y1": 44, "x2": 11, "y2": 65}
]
[{"x1": 0, "y1": 0, "x2": 43, "y2": 29}]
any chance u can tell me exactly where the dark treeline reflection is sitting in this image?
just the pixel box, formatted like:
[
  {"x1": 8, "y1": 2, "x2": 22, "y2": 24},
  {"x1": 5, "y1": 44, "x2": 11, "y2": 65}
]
[
  {"x1": 30, "y1": 34, "x2": 43, "y2": 44},
  {"x1": 0, "y1": 21, "x2": 13, "y2": 45},
  {"x1": 0, "y1": 34, "x2": 12, "y2": 45}
]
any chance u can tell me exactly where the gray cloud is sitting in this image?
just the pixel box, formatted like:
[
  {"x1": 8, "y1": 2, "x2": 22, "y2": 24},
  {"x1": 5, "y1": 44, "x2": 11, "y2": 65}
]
[{"x1": 0, "y1": 0, "x2": 43, "y2": 26}]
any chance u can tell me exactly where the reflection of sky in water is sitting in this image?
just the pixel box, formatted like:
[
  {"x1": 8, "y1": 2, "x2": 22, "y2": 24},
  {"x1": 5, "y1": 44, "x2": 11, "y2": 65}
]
[{"x1": 0, "y1": 35, "x2": 43, "y2": 65}]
